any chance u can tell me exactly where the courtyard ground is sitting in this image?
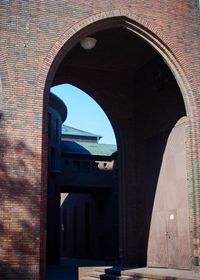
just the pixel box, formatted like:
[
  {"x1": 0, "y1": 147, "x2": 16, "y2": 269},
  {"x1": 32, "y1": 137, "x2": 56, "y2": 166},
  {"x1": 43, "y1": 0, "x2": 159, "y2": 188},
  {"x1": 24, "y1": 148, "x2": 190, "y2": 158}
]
[{"x1": 46, "y1": 257, "x2": 117, "y2": 280}]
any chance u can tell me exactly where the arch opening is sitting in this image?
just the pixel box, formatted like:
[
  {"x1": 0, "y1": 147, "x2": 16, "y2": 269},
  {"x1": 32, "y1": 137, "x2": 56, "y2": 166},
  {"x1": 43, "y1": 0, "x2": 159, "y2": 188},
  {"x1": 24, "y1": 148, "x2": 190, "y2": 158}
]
[
  {"x1": 51, "y1": 83, "x2": 117, "y2": 145},
  {"x1": 46, "y1": 82, "x2": 119, "y2": 274},
  {"x1": 44, "y1": 17, "x2": 193, "y2": 277}
]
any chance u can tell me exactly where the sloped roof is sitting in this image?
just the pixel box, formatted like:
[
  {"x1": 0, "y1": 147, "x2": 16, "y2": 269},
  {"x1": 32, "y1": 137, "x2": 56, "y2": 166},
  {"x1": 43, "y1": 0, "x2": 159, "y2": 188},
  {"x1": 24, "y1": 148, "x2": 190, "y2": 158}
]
[
  {"x1": 62, "y1": 125, "x2": 102, "y2": 139},
  {"x1": 62, "y1": 141, "x2": 117, "y2": 156}
]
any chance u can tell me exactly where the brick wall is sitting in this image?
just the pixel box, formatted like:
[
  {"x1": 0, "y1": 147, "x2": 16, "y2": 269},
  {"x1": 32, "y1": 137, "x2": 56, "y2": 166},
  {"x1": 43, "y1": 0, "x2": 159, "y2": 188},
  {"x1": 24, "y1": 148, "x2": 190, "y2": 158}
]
[{"x1": 0, "y1": 1, "x2": 199, "y2": 279}]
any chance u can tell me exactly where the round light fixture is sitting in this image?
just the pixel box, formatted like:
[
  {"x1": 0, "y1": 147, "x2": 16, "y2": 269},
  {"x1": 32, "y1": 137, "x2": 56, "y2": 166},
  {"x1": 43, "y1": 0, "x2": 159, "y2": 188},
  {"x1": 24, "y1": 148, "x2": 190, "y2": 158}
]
[{"x1": 80, "y1": 37, "x2": 97, "y2": 50}]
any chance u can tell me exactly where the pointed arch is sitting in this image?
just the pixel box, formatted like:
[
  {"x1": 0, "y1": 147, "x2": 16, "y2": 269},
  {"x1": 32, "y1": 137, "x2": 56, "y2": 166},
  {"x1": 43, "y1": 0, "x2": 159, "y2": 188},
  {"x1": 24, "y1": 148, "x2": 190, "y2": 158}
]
[{"x1": 38, "y1": 10, "x2": 200, "y2": 271}]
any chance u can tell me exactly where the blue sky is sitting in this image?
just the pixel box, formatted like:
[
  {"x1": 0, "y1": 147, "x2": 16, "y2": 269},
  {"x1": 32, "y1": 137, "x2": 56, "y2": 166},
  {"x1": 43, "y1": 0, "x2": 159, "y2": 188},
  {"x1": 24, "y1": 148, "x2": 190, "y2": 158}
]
[{"x1": 51, "y1": 84, "x2": 116, "y2": 145}]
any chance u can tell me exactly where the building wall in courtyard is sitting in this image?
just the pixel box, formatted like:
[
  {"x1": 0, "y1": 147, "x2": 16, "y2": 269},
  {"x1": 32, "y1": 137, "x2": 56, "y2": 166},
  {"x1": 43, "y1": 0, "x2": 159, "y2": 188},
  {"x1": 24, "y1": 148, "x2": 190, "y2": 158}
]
[
  {"x1": 59, "y1": 126, "x2": 118, "y2": 261},
  {"x1": 47, "y1": 94, "x2": 67, "y2": 264},
  {"x1": 47, "y1": 119, "x2": 118, "y2": 264}
]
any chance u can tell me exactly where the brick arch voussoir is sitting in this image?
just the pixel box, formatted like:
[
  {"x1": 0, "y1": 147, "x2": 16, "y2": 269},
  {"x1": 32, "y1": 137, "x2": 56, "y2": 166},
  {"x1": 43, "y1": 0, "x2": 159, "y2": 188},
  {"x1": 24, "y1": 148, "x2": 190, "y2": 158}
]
[{"x1": 38, "y1": 9, "x2": 197, "y2": 116}]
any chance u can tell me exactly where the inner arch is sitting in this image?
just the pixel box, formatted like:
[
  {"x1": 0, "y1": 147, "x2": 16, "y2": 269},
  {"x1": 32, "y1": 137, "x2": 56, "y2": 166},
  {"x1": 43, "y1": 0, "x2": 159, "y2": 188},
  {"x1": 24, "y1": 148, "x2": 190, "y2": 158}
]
[{"x1": 51, "y1": 83, "x2": 117, "y2": 145}]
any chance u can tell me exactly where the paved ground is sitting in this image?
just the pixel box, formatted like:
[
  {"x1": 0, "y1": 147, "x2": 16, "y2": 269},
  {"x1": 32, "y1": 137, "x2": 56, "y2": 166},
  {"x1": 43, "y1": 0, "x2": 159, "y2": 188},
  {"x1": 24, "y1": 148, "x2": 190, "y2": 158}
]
[
  {"x1": 46, "y1": 258, "x2": 200, "y2": 280},
  {"x1": 46, "y1": 258, "x2": 117, "y2": 280},
  {"x1": 46, "y1": 258, "x2": 78, "y2": 280},
  {"x1": 120, "y1": 266, "x2": 200, "y2": 280}
]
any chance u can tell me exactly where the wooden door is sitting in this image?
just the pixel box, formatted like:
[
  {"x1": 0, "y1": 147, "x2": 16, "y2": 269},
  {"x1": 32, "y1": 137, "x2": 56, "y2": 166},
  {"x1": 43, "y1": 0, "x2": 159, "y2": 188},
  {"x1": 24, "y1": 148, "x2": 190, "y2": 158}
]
[{"x1": 147, "y1": 118, "x2": 191, "y2": 269}]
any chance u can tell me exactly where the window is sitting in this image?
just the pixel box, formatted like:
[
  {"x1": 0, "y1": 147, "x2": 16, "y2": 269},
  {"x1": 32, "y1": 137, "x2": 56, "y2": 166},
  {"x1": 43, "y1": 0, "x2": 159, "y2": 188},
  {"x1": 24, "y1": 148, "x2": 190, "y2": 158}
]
[
  {"x1": 62, "y1": 209, "x2": 67, "y2": 251},
  {"x1": 82, "y1": 161, "x2": 90, "y2": 172},
  {"x1": 85, "y1": 202, "x2": 90, "y2": 251},
  {"x1": 73, "y1": 206, "x2": 77, "y2": 251},
  {"x1": 73, "y1": 161, "x2": 80, "y2": 171},
  {"x1": 98, "y1": 235, "x2": 105, "y2": 258}
]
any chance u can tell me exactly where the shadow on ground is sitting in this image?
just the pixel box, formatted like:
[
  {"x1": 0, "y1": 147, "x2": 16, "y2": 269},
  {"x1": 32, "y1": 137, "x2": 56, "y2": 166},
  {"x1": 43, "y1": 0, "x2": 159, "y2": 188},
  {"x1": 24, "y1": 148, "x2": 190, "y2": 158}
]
[{"x1": 46, "y1": 257, "x2": 118, "y2": 280}]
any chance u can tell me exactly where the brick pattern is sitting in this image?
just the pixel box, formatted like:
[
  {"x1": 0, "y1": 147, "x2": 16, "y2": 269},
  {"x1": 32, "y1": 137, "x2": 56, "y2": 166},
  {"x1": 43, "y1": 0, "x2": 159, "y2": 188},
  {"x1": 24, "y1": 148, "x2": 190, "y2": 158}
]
[{"x1": 0, "y1": 1, "x2": 199, "y2": 279}]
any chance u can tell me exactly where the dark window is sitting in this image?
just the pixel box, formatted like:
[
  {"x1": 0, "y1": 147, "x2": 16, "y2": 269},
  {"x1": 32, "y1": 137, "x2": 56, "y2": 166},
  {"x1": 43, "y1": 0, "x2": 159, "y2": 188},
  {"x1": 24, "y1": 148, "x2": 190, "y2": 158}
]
[
  {"x1": 82, "y1": 161, "x2": 90, "y2": 172},
  {"x1": 62, "y1": 208, "x2": 67, "y2": 251},
  {"x1": 73, "y1": 161, "x2": 80, "y2": 171},
  {"x1": 73, "y1": 206, "x2": 77, "y2": 252},
  {"x1": 85, "y1": 202, "x2": 90, "y2": 251},
  {"x1": 97, "y1": 195, "x2": 104, "y2": 217},
  {"x1": 98, "y1": 235, "x2": 105, "y2": 259}
]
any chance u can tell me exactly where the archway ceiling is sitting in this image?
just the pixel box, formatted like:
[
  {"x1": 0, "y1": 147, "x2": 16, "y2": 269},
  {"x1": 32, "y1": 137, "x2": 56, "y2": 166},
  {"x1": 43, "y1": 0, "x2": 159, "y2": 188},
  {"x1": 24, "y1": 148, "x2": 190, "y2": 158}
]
[
  {"x1": 52, "y1": 26, "x2": 185, "y2": 140},
  {"x1": 53, "y1": 27, "x2": 157, "y2": 88}
]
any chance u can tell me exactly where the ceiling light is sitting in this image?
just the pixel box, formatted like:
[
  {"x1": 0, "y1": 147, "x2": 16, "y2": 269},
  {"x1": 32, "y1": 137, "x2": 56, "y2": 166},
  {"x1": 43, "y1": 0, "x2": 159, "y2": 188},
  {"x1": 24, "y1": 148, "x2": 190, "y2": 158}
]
[{"x1": 80, "y1": 37, "x2": 97, "y2": 50}]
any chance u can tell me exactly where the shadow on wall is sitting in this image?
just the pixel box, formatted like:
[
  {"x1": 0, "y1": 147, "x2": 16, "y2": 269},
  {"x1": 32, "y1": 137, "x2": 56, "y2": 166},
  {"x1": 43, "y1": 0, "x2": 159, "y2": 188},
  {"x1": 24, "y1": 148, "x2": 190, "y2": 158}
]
[
  {"x1": 60, "y1": 159, "x2": 118, "y2": 261},
  {"x1": 0, "y1": 112, "x2": 42, "y2": 279},
  {"x1": 138, "y1": 116, "x2": 187, "y2": 267}
]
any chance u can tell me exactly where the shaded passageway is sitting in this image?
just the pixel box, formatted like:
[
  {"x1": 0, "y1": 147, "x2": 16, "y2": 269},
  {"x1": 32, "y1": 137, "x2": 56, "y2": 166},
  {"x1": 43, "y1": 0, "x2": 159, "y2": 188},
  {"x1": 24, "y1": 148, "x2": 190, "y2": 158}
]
[
  {"x1": 45, "y1": 16, "x2": 193, "y2": 280},
  {"x1": 48, "y1": 24, "x2": 189, "y2": 269}
]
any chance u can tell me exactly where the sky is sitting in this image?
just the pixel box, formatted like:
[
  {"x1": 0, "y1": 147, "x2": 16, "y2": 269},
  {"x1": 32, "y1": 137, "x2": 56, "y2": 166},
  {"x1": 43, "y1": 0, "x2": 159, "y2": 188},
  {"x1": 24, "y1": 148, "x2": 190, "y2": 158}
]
[{"x1": 51, "y1": 84, "x2": 116, "y2": 145}]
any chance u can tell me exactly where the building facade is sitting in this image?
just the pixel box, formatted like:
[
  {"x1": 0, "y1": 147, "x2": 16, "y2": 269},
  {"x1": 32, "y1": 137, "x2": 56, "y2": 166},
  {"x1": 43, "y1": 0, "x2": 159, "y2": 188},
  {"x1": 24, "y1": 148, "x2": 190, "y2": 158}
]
[
  {"x1": 46, "y1": 94, "x2": 67, "y2": 264},
  {"x1": 59, "y1": 126, "x2": 118, "y2": 261},
  {"x1": 0, "y1": 1, "x2": 200, "y2": 279},
  {"x1": 47, "y1": 103, "x2": 118, "y2": 265}
]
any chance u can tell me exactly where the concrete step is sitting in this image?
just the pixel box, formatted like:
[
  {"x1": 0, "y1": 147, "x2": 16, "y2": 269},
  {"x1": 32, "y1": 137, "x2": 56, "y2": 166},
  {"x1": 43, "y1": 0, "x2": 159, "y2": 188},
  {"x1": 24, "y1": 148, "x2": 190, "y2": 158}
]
[
  {"x1": 88, "y1": 271, "x2": 133, "y2": 280},
  {"x1": 80, "y1": 266, "x2": 200, "y2": 280},
  {"x1": 95, "y1": 267, "x2": 128, "y2": 276},
  {"x1": 88, "y1": 271, "x2": 102, "y2": 278},
  {"x1": 81, "y1": 277, "x2": 98, "y2": 280},
  {"x1": 98, "y1": 275, "x2": 132, "y2": 280}
]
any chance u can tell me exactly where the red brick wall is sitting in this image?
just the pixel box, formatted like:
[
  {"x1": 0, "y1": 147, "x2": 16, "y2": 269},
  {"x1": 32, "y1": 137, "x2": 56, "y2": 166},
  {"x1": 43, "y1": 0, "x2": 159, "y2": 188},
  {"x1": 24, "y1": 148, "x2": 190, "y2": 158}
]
[{"x1": 0, "y1": 1, "x2": 199, "y2": 279}]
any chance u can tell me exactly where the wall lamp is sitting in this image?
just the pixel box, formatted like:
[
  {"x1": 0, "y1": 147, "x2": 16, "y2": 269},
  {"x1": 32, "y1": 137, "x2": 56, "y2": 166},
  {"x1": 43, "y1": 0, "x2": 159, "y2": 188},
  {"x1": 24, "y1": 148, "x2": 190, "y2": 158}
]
[{"x1": 80, "y1": 37, "x2": 97, "y2": 50}]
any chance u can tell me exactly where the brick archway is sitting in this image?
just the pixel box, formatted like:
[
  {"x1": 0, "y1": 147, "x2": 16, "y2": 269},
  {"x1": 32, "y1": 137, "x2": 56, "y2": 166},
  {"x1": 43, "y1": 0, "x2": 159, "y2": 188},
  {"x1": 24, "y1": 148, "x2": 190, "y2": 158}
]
[{"x1": 39, "y1": 10, "x2": 199, "y2": 273}]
